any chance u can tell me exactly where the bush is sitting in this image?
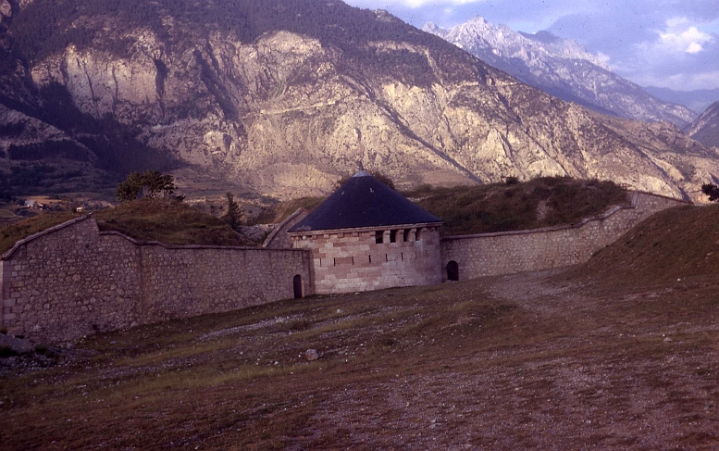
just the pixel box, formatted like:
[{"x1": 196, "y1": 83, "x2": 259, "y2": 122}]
[
  {"x1": 0, "y1": 345, "x2": 18, "y2": 358},
  {"x1": 224, "y1": 192, "x2": 241, "y2": 230},
  {"x1": 701, "y1": 183, "x2": 719, "y2": 202},
  {"x1": 117, "y1": 171, "x2": 176, "y2": 201}
]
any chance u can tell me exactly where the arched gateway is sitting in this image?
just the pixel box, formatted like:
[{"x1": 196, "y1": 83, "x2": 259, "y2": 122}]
[
  {"x1": 447, "y1": 261, "x2": 459, "y2": 281},
  {"x1": 293, "y1": 275, "x2": 303, "y2": 299}
]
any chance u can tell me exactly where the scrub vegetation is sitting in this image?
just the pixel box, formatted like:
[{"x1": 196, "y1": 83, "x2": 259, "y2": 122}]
[
  {"x1": 407, "y1": 176, "x2": 629, "y2": 235},
  {"x1": 0, "y1": 199, "x2": 256, "y2": 254},
  {"x1": 264, "y1": 176, "x2": 630, "y2": 235}
]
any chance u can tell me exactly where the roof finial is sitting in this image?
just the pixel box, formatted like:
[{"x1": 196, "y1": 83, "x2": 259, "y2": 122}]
[{"x1": 352, "y1": 160, "x2": 370, "y2": 177}]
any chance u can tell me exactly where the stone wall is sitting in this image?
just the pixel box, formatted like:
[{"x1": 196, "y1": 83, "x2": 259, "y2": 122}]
[
  {"x1": 0, "y1": 191, "x2": 688, "y2": 342},
  {"x1": 291, "y1": 224, "x2": 442, "y2": 294},
  {"x1": 1, "y1": 216, "x2": 312, "y2": 343},
  {"x1": 263, "y1": 209, "x2": 309, "y2": 249},
  {"x1": 440, "y1": 192, "x2": 688, "y2": 280}
]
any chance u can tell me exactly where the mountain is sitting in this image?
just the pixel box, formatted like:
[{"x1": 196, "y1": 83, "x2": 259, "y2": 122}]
[
  {"x1": 644, "y1": 86, "x2": 719, "y2": 115},
  {"x1": 0, "y1": 0, "x2": 717, "y2": 202},
  {"x1": 424, "y1": 17, "x2": 697, "y2": 128},
  {"x1": 685, "y1": 102, "x2": 719, "y2": 149}
]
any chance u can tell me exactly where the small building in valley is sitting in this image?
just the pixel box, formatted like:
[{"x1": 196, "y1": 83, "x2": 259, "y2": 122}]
[{"x1": 288, "y1": 171, "x2": 443, "y2": 294}]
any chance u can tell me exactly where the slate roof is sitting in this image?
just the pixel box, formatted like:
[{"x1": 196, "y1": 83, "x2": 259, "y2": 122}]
[{"x1": 289, "y1": 171, "x2": 442, "y2": 232}]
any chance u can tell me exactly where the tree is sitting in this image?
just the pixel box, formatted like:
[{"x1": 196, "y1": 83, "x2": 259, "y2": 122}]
[
  {"x1": 116, "y1": 170, "x2": 176, "y2": 201},
  {"x1": 0, "y1": 172, "x2": 12, "y2": 201},
  {"x1": 224, "y1": 192, "x2": 241, "y2": 230},
  {"x1": 701, "y1": 183, "x2": 719, "y2": 202}
]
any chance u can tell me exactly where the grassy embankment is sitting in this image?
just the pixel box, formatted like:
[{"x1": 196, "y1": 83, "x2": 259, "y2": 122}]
[
  {"x1": 260, "y1": 176, "x2": 630, "y2": 235},
  {"x1": 564, "y1": 202, "x2": 719, "y2": 286},
  {"x1": 93, "y1": 199, "x2": 254, "y2": 246},
  {"x1": 0, "y1": 177, "x2": 630, "y2": 253},
  {"x1": 408, "y1": 176, "x2": 629, "y2": 235},
  {"x1": 0, "y1": 199, "x2": 254, "y2": 254},
  {"x1": 0, "y1": 211, "x2": 80, "y2": 254}
]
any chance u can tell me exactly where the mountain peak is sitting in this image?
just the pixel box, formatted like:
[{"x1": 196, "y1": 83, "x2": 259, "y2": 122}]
[{"x1": 425, "y1": 15, "x2": 696, "y2": 127}]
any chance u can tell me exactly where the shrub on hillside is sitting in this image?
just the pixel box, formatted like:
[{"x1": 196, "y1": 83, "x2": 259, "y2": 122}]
[{"x1": 701, "y1": 183, "x2": 719, "y2": 202}]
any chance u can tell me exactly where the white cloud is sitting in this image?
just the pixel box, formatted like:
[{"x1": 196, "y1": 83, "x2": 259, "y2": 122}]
[
  {"x1": 344, "y1": 1, "x2": 719, "y2": 90},
  {"x1": 657, "y1": 17, "x2": 713, "y2": 54},
  {"x1": 596, "y1": 52, "x2": 611, "y2": 66},
  {"x1": 686, "y1": 42, "x2": 703, "y2": 53}
]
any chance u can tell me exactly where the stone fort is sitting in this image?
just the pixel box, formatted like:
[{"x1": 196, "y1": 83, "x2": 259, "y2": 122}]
[{"x1": 1, "y1": 172, "x2": 686, "y2": 342}]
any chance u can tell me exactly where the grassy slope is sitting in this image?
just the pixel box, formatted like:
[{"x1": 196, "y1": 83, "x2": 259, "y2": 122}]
[
  {"x1": 564, "y1": 203, "x2": 719, "y2": 286},
  {"x1": 0, "y1": 199, "x2": 256, "y2": 253},
  {"x1": 94, "y1": 199, "x2": 255, "y2": 246},
  {"x1": 251, "y1": 196, "x2": 326, "y2": 225},
  {"x1": 263, "y1": 177, "x2": 629, "y2": 235},
  {"x1": 1, "y1": 272, "x2": 717, "y2": 449},
  {"x1": 0, "y1": 212, "x2": 81, "y2": 254},
  {"x1": 409, "y1": 177, "x2": 629, "y2": 235}
]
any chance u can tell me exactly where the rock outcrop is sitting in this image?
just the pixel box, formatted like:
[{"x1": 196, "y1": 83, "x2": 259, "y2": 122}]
[{"x1": 0, "y1": 0, "x2": 717, "y2": 201}]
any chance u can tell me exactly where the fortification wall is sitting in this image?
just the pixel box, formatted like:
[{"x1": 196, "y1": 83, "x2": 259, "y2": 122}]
[
  {"x1": 263, "y1": 209, "x2": 309, "y2": 249},
  {"x1": 139, "y1": 245, "x2": 310, "y2": 319},
  {"x1": 292, "y1": 225, "x2": 442, "y2": 294},
  {"x1": 1, "y1": 216, "x2": 312, "y2": 343},
  {"x1": 440, "y1": 192, "x2": 687, "y2": 280}
]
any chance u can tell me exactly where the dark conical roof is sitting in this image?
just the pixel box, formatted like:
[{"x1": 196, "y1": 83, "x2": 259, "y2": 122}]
[{"x1": 289, "y1": 172, "x2": 442, "y2": 232}]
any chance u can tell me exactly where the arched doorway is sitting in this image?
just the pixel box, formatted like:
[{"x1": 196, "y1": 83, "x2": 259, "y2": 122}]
[
  {"x1": 447, "y1": 261, "x2": 459, "y2": 281},
  {"x1": 293, "y1": 275, "x2": 303, "y2": 299}
]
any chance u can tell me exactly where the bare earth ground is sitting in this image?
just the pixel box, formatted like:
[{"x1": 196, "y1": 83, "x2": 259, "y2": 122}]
[{"x1": 1, "y1": 268, "x2": 718, "y2": 450}]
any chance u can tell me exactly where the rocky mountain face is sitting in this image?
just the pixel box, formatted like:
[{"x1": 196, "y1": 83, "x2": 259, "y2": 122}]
[
  {"x1": 0, "y1": 0, "x2": 717, "y2": 201},
  {"x1": 424, "y1": 17, "x2": 697, "y2": 128},
  {"x1": 685, "y1": 102, "x2": 719, "y2": 149}
]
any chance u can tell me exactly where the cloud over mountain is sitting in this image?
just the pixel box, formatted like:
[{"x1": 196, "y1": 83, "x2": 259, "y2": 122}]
[{"x1": 344, "y1": 0, "x2": 719, "y2": 91}]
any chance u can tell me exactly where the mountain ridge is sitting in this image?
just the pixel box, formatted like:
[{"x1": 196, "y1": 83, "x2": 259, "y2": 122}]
[
  {"x1": 685, "y1": 101, "x2": 719, "y2": 150},
  {"x1": 423, "y1": 17, "x2": 697, "y2": 128},
  {"x1": 644, "y1": 86, "x2": 719, "y2": 115},
  {"x1": 0, "y1": 0, "x2": 717, "y2": 202}
]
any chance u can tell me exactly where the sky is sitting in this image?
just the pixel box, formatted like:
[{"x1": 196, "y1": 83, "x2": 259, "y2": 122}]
[{"x1": 341, "y1": 0, "x2": 719, "y2": 91}]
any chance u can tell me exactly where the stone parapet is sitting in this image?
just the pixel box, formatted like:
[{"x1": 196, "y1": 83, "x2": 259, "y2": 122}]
[{"x1": 440, "y1": 192, "x2": 688, "y2": 280}]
